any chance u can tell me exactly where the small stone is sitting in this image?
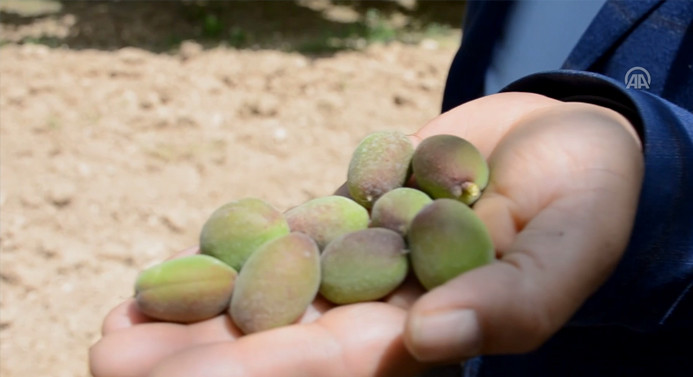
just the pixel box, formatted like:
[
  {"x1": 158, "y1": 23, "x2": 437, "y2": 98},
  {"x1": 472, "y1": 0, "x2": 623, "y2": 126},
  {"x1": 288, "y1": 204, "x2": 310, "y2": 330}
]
[
  {"x1": 46, "y1": 182, "x2": 76, "y2": 207},
  {"x1": 245, "y1": 95, "x2": 279, "y2": 117},
  {"x1": 393, "y1": 94, "x2": 412, "y2": 106},
  {"x1": 179, "y1": 40, "x2": 203, "y2": 61},
  {"x1": 420, "y1": 39, "x2": 439, "y2": 50},
  {"x1": 273, "y1": 127, "x2": 288, "y2": 142},
  {"x1": 20, "y1": 44, "x2": 50, "y2": 57},
  {"x1": 160, "y1": 208, "x2": 188, "y2": 233},
  {"x1": 117, "y1": 47, "x2": 147, "y2": 64},
  {"x1": 396, "y1": 0, "x2": 417, "y2": 11}
]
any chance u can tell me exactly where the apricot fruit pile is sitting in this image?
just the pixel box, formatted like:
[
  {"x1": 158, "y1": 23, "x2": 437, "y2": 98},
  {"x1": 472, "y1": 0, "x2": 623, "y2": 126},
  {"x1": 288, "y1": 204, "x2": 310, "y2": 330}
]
[{"x1": 133, "y1": 130, "x2": 495, "y2": 334}]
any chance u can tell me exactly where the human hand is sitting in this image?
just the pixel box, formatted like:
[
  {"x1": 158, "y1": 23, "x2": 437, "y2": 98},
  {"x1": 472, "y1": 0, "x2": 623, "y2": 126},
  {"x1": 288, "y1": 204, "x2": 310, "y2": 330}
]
[
  {"x1": 403, "y1": 92, "x2": 643, "y2": 362},
  {"x1": 89, "y1": 92, "x2": 643, "y2": 376},
  {"x1": 89, "y1": 245, "x2": 432, "y2": 377}
]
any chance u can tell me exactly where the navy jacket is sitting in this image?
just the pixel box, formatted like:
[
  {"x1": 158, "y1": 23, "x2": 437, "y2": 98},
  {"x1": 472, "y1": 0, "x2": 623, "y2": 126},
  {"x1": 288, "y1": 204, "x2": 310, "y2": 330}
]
[{"x1": 441, "y1": 1, "x2": 693, "y2": 376}]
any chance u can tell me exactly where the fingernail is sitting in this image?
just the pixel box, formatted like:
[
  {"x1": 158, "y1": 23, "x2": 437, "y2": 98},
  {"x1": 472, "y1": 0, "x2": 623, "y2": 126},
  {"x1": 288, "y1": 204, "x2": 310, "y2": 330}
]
[{"x1": 409, "y1": 310, "x2": 481, "y2": 362}]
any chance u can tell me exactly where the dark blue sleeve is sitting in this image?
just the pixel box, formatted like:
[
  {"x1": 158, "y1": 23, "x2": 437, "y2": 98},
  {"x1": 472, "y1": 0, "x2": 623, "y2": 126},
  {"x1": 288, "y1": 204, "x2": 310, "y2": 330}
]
[{"x1": 501, "y1": 70, "x2": 693, "y2": 331}]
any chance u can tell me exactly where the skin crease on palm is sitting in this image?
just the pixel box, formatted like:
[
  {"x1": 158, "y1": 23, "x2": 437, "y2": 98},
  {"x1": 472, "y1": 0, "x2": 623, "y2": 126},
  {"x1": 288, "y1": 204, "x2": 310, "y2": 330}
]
[{"x1": 89, "y1": 92, "x2": 644, "y2": 377}]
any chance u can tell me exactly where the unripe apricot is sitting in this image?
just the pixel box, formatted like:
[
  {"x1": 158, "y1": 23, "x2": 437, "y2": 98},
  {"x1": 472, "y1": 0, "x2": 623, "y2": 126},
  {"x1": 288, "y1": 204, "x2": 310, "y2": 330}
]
[
  {"x1": 230, "y1": 233, "x2": 321, "y2": 334},
  {"x1": 285, "y1": 196, "x2": 369, "y2": 250},
  {"x1": 408, "y1": 199, "x2": 494, "y2": 290},
  {"x1": 412, "y1": 134, "x2": 489, "y2": 205},
  {"x1": 134, "y1": 254, "x2": 237, "y2": 323},
  {"x1": 320, "y1": 228, "x2": 408, "y2": 304},
  {"x1": 200, "y1": 198, "x2": 289, "y2": 271},
  {"x1": 369, "y1": 187, "x2": 432, "y2": 237},
  {"x1": 347, "y1": 130, "x2": 414, "y2": 208}
]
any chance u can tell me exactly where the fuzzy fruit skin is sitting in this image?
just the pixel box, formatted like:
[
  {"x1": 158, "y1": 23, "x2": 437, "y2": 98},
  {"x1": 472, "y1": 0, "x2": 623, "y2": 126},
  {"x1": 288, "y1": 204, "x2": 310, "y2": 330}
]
[
  {"x1": 412, "y1": 134, "x2": 489, "y2": 205},
  {"x1": 200, "y1": 198, "x2": 290, "y2": 271},
  {"x1": 285, "y1": 195, "x2": 369, "y2": 250},
  {"x1": 230, "y1": 232, "x2": 321, "y2": 334},
  {"x1": 369, "y1": 187, "x2": 433, "y2": 237},
  {"x1": 135, "y1": 254, "x2": 238, "y2": 323},
  {"x1": 320, "y1": 228, "x2": 409, "y2": 304},
  {"x1": 408, "y1": 199, "x2": 494, "y2": 290},
  {"x1": 347, "y1": 130, "x2": 414, "y2": 209}
]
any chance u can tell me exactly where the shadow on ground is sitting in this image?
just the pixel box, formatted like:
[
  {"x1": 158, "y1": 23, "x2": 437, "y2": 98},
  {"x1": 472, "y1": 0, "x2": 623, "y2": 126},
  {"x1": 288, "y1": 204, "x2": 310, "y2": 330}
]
[{"x1": 0, "y1": 0, "x2": 466, "y2": 55}]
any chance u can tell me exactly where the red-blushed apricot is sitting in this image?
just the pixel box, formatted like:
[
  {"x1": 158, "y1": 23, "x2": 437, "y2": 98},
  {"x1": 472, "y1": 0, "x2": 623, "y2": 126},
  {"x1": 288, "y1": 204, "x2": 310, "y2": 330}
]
[
  {"x1": 369, "y1": 187, "x2": 432, "y2": 237},
  {"x1": 285, "y1": 195, "x2": 369, "y2": 250},
  {"x1": 412, "y1": 134, "x2": 489, "y2": 205},
  {"x1": 347, "y1": 130, "x2": 414, "y2": 209},
  {"x1": 200, "y1": 198, "x2": 289, "y2": 271},
  {"x1": 229, "y1": 233, "x2": 320, "y2": 334}
]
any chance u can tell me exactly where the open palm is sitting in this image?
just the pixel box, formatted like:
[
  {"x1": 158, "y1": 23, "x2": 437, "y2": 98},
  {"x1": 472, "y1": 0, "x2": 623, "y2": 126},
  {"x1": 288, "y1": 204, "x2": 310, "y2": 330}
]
[{"x1": 90, "y1": 92, "x2": 643, "y2": 377}]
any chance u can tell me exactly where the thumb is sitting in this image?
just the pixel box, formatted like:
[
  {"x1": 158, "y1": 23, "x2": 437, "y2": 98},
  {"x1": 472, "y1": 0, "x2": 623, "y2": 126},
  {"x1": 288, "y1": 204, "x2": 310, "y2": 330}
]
[
  {"x1": 402, "y1": 258, "x2": 556, "y2": 363},
  {"x1": 403, "y1": 103, "x2": 643, "y2": 363},
  {"x1": 403, "y1": 191, "x2": 638, "y2": 363}
]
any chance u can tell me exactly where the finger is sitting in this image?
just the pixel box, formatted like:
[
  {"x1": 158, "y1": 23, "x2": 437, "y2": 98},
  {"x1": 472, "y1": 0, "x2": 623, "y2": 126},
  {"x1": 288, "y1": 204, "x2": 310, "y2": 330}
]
[
  {"x1": 300, "y1": 295, "x2": 335, "y2": 323},
  {"x1": 383, "y1": 274, "x2": 427, "y2": 310},
  {"x1": 404, "y1": 194, "x2": 626, "y2": 362},
  {"x1": 404, "y1": 104, "x2": 643, "y2": 362},
  {"x1": 91, "y1": 314, "x2": 239, "y2": 377},
  {"x1": 102, "y1": 299, "x2": 153, "y2": 334},
  {"x1": 149, "y1": 303, "x2": 431, "y2": 377},
  {"x1": 411, "y1": 92, "x2": 561, "y2": 157},
  {"x1": 94, "y1": 297, "x2": 335, "y2": 377},
  {"x1": 474, "y1": 102, "x2": 643, "y2": 255}
]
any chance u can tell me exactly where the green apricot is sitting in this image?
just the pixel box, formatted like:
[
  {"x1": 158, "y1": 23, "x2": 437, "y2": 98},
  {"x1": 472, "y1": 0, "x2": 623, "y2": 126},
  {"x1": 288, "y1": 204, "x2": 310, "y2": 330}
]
[
  {"x1": 285, "y1": 195, "x2": 369, "y2": 250},
  {"x1": 320, "y1": 228, "x2": 408, "y2": 304},
  {"x1": 369, "y1": 187, "x2": 433, "y2": 237},
  {"x1": 134, "y1": 254, "x2": 237, "y2": 323},
  {"x1": 200, "y1": 198, "x2": 290, "y2": 271},
  {"x1": 412, "y1": 134, "x2": 489, "y2": 205},
  {"x1": 347, "y1": 130, "x2": 414, "y2": 208},
  {"x1": 408, "y1": 199, "x2": 494, "y2": 290},
  {"x1": 230, "y1": 232, "x2": 320, "y2": 334}
]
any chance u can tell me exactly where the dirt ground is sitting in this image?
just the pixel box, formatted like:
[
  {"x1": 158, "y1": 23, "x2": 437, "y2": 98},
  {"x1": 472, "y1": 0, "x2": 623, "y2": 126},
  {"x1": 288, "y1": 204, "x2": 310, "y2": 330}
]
[{"x1": 0, "y1": 1, "x2": 464, "y2": 376}]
